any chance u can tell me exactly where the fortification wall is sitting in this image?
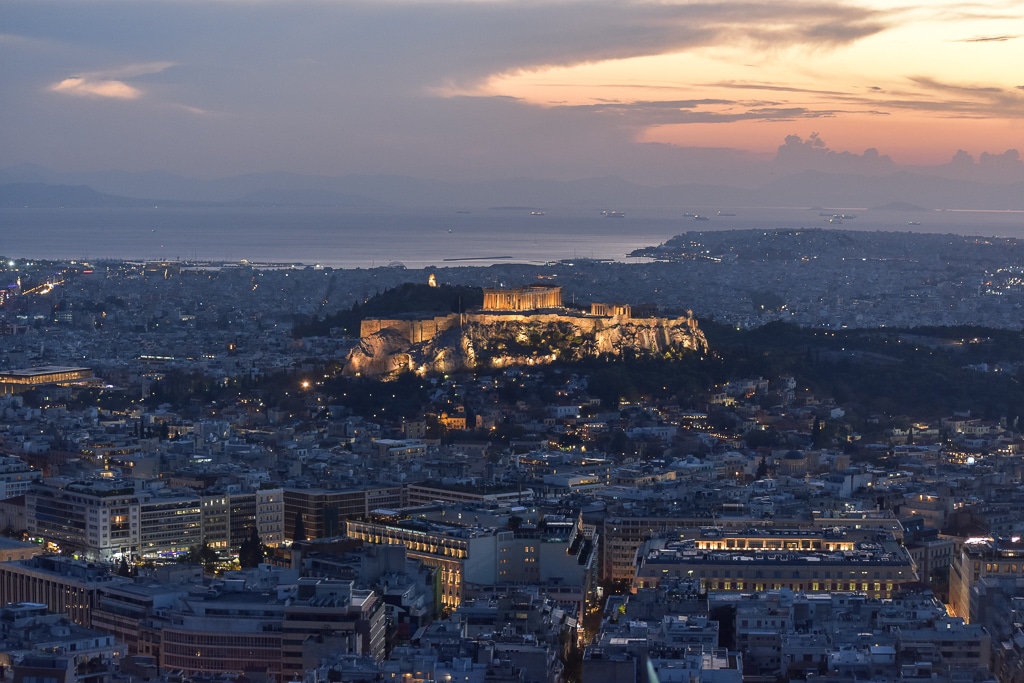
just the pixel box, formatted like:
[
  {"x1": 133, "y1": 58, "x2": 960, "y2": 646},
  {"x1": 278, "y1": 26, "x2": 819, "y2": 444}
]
[
  {"x1": 464, "y1": 311, "x2": 700, "y2": 334},
  {"x1": 359, "y1": 314, "x2": 460, "y2": 343}
]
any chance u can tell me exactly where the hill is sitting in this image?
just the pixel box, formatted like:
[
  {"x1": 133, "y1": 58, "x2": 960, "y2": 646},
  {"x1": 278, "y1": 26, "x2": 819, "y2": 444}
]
[{"x1": 293, "y1": 283, "x2": 484, "y2": 338}]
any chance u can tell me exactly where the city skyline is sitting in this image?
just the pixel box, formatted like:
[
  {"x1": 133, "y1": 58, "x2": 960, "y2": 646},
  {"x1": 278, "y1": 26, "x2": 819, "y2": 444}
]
[{"x1": 2, "y1": 0, "x2": 1023, "y2": 187}]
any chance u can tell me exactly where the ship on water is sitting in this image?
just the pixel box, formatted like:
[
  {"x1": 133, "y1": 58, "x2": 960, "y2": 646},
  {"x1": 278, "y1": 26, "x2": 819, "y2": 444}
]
[{"x1": 602, "y1": 210, "x2": 625, "y2": 218}]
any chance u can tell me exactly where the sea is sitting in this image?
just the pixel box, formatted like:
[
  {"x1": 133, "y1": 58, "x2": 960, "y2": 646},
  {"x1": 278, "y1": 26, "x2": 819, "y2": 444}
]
[{"x1": 3, "y1": 205, "x2": 1024, "y2": 268}]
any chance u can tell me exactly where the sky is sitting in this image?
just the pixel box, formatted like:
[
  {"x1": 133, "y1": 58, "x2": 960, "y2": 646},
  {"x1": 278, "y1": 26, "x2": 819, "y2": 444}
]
[{"x1": 2, "y1": 0, "x2": 1023, "y2": 186}]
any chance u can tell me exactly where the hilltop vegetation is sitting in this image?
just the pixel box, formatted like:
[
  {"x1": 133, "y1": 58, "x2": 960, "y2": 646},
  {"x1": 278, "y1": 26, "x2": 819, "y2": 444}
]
[
  {"x1": 293, "y1": 283, "x2": 484, "y2": 337},
  {"x1": 571, "y1": 320, "x2": 1024, "y2": 427}
]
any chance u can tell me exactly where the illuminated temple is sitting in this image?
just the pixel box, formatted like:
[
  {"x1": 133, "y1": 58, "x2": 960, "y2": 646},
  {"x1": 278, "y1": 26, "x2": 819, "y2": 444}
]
[{"x1": 482, "y1": 284, "x2": 562, "y2": 311}]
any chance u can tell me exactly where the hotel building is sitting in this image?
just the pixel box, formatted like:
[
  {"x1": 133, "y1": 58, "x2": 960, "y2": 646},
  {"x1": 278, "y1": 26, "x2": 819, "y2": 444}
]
[
  {"x1": 344, "y1": 511, "x2": 597, "y2": 613},
  {"x1": 603, "y1": 511, "x2": 905, "y2": 584},
  {"x1": 634, "y1": 527, "x2": 916, "y2": 599},
  {"x1": 27, "y1": 479, "x2": 285, "y2": 561}
]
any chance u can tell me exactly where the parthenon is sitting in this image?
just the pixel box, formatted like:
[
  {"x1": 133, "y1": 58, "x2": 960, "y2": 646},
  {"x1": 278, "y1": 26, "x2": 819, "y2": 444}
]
[{"x1": 482, "y1": 284, "x2": 562, "y2": 311}]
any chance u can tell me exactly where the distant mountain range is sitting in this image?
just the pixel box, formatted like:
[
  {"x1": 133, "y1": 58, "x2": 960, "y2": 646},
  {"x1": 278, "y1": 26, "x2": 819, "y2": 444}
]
[{"x1": 2, "y1": 163, "x2": 1023, "y2": 210}]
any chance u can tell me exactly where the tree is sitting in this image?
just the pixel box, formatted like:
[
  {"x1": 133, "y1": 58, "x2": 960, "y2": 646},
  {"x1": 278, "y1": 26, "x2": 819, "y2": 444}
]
[
  {"x1": 745, "y1": 428, "x2": 781, "y2": 450},
  {"x1": 755, "y1": 456, "x2": 769, "y2": 480},
  {"x1": 239, "y1": 527, "x2": 265, "y2": 568},
  {"x1": 186, "y1": 542, "x2": 219, "y2": 573},
  {"x1": 293, "y1": 513, "x2": 306, "y2": 543},
  {"x1": 117, "y1": 557, "x2": 132, "y2": 577},
  {"x1": 607, "y1": 430, "x2": 630, "y2": 455}
]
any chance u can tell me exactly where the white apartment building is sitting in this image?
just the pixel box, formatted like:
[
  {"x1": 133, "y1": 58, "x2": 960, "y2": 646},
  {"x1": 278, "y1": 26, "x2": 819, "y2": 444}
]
[{"x1": 0, "y1": 454, "x2": 42, "y2": 499}]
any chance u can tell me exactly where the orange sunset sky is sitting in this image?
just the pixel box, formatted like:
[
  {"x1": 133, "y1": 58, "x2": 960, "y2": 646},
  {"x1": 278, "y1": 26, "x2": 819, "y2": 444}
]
[{"x1": 2, "y1": 0, "x2": 1022, "y2": 182}]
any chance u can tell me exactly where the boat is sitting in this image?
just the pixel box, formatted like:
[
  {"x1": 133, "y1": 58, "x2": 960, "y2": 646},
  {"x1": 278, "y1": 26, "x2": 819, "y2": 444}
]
[
  {"x1": 717, "y1": 211, "x2": 736, "y2": 216},
  {"x1": 602, "y1": 210, "x2": 625, "y2": 218},
  {"x1": 907, "y1": 221, "x2": 921, "y2": 226},
  {"x1": 530, "y1": 211, "x2": 545, "y2": 216}
]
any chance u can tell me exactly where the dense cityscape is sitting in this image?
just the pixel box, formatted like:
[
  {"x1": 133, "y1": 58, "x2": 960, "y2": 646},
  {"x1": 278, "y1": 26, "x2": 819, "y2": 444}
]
[{"x1": 3, "y1": 228, "x2": 1024, "y2": 683}]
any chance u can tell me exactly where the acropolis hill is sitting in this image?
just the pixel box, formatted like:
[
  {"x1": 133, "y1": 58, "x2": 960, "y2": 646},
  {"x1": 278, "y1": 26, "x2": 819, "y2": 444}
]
[{"x1": 344, "y1": 284, "x2": 708, "y2": 378}]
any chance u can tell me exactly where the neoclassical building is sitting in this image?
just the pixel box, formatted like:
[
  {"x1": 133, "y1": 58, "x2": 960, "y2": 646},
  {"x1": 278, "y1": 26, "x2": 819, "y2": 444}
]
[{"x1": 482, "y1": 284, "x2": 562, "y2": 311}]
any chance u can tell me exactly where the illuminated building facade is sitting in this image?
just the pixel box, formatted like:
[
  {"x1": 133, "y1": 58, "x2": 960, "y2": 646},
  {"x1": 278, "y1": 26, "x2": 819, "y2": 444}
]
[
  {"x1": 139, "y1": 495, "x2": 203, "y2": 559},
  {"x1": 950, "y1": 536, "x2": 1024, "y2": 623},
  {"x1": 603, "y1": 512, "x2": 906, "y2": 584},
  {"x1": 27, "y1": 479, "x2": 143, "y2": 561},
  {"x1": 345, "y1": 512, "x2": 597, "y2": 616},
  {"x1": 0, "y1": 366, "x2": 94, "y2": 395},
  {"x1": 634, "y1": 527, "x2": 916, "y2": 599},
  {"x1": 27, "y1": 478, "x2": 203, "y2": 561},
  {"x1": 590, "y1": 302, "x2": 632, "y2": 317},
  {"x1": 344, "y1": 518, "x2": 476, "y2": 609},
  {"x1": 482, "y1": 285, "x2": 562, "y2": 311}
]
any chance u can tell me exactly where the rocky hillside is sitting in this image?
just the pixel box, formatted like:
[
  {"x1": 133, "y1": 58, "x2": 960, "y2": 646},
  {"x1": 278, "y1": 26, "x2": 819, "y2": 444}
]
[{"x1": 344, "y1": 311, "x2": 708, "y2": 378}]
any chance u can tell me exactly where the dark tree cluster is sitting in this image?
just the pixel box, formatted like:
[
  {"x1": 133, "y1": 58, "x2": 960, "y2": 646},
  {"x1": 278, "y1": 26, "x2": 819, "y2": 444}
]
[{"x1": 293, "y1": 283, "x2": 484, "y2": 337}]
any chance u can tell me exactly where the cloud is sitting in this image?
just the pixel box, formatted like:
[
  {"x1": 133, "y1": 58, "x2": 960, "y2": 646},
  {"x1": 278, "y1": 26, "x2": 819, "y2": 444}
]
[
  {"x1": 47, "y1": 62, "x2": 176, "y2": 101},
  {"x1": 774, "y1": 132, "x2": 896, "y2": 174},
  {"x1": 701, "y1": 81, "x2": 854, "y2": 97},
  {"x1": 909, "y1": 76, "x2": 1004, "y2": 95},
  {"x1": 898, "y1": 76, "x2": 1024, "y2": 117},
  {"x1": 50, "y1": 77, "x2": 141, "y2": 99},
  {"x1": 100, "y1": 61, "x2": 177, "y2": 79},
  {"x1": 555, "y1": 98, "x2": 841, "y2": 127},
  {"x1": 171, "y1": 103, "x2": 212, "y2": 116},
  {"x1": 954, "y1": 34, "x2": 1019, "y2": 42},
  {"x1": 423, "y1": 1, "x2": 890, "y2": 92},
  {"x1": 2, "y1": 0, "x2": 1016, "y2": 181},
  {"x1": 933, "y1": 147, "x2": 1024, "y2": 183}
]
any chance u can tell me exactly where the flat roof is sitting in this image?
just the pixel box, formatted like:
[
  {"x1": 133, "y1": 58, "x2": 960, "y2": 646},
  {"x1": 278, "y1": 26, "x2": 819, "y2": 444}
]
[
  {"x1": 0, "y1": 366, "x2": 92, "y2": 380},
  {"x1": 0, "y1": 537, "x2": 37, "y2": 550}
]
